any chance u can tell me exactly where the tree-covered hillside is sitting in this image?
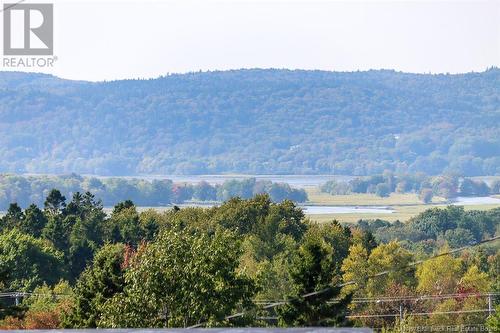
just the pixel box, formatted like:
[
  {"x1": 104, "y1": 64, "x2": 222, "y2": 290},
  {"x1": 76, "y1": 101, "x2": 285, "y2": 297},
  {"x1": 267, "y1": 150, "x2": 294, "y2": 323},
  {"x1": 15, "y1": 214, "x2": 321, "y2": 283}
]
[{"x1": 0, "y1": 69, "x2": 499, "y2": 176}]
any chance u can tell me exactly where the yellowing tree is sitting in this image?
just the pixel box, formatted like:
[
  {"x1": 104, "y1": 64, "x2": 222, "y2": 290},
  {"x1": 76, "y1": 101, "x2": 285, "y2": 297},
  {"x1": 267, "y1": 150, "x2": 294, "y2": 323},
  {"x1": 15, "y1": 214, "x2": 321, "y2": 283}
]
[
  {"x1": 366, "y1": 241, "x2": 415, "y2": 296},
  {"x1": 341, "y1": 243, "x2": 369, "y2": 298},
  {"x1": 458, "y1": 265, "x2": 491, "y2": 293},
  {"x1": 456, "y1": 265, "x2": 492, "y2": 327},
  {"x1": 416, "y1": 252, "x2": 462, "y2": 295}
]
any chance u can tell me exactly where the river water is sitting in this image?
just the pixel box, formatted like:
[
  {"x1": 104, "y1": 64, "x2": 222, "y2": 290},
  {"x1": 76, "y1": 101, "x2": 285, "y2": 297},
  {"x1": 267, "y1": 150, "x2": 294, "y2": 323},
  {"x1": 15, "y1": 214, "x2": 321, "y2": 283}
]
[
  {"x1": 2, "y1": 175, "x2": 499, "y2": 216},
  {"x1": 451, "y1": 196, "x2": 500, "y2": 205},
  {"x1": 171, "y1": 203, "x2": 395, "y2": 215},
  {"x1": 301, "y1": 205, "x2": 394, "y2": 214}
]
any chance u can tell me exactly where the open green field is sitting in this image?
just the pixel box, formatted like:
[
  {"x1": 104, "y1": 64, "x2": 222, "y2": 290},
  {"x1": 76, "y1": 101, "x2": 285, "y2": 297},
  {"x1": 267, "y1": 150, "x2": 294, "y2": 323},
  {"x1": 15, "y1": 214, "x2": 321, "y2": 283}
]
[
  {"x1": 308, "y1": 204, "x2": 500, "y2": 224},
  {"x1": 305, "y1": 187, "x2": 447, "y2": 206},
  {"x1": 472, "y1": 175, "x2": 500, "y2": 184},
  {"x1": 305, "y1": 187, "x2": 500, "y2": 224}
]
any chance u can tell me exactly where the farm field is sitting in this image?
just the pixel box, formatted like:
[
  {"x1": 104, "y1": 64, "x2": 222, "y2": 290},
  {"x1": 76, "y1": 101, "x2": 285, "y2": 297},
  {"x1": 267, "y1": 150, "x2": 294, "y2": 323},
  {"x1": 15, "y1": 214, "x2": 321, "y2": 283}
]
[
  {"x1": 96, "y1": 189, "x2": 500, "y2": 224},
  {"x1": 308, "y1": 203, "x2": 500, "y2": 224},
  {"x1": 472, "y1": 175, "x2": 500, "y2": 184},
  {"x1": 305, "y1": 187, "x2": 447, "y2": 206},
  {"x1": 304, "y1": 187, "x2": 500, "y2": 223}
]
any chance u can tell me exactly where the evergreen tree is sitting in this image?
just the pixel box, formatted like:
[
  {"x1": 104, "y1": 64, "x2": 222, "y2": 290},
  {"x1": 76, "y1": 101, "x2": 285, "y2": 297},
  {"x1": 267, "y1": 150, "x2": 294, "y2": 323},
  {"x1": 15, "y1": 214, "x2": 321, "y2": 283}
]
[
  {"x1": 63, "y1": 244, "x2": 126, "y2": 328},
  {"x1": 277, "y1": 227, "x2": 351, "y2": 326},
  {"x1": 44, "y1": 189, "x2": 66, "y2": 216},
  {"x1": 1, "y1": 203, "x2": 24, "y2": 230},
  {"x1": 22, "y1": 204, "x2": 47, "y2": 237}
]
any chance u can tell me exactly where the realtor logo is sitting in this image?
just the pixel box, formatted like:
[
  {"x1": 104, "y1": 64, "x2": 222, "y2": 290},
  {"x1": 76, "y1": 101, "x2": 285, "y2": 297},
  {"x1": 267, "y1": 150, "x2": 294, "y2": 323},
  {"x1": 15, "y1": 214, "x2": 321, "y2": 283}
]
[{"x1": 3, "y1": 3, "x2": 53, "y2": 55}]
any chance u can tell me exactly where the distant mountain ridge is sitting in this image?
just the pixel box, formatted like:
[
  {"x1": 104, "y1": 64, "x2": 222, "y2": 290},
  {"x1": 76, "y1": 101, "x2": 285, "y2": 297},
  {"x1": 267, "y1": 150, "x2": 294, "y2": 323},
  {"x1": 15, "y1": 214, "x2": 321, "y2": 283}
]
[{"x1": 0, "y1": 68, "x2": 499, "y2": 176}]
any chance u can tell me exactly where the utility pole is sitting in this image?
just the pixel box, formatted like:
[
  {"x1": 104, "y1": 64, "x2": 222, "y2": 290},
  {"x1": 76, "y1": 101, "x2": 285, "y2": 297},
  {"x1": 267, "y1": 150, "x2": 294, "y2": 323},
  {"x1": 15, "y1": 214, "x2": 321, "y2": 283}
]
[
  {"x1": 399, "y1": 303, "x2": 404, "y2": 333},
  {"x1": 488, "y1": 293, "x2": 493, "y2": 316},
  {"x1": 162, "y1": 306, "x2": 169, "y2": 328}
]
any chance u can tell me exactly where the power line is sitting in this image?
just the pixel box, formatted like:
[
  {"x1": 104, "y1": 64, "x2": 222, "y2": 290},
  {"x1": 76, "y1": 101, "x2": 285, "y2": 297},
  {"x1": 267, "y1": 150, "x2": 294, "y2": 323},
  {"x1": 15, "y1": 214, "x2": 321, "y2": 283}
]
[
  {"x1": 252, "y1": 304, "x2": 497, "y2": 320},
  {"x1": 255, "y1": 292, "x2": 500, "y2": 305},
  {"x1": 351, "y1": 292, "x2": 499, "y2": 303},
  {"x1": 370, "y1": 324, "x2": 489, "y2": 331},
  {"x1": 21, "y1": 283, "x2": 495, "y2": 303},
  {"x1": 0, "y1": 292, "x2": 70, "y2": 299},
  {"x1": 188, "y1": 235, "x2": 500, "y2": 329}
]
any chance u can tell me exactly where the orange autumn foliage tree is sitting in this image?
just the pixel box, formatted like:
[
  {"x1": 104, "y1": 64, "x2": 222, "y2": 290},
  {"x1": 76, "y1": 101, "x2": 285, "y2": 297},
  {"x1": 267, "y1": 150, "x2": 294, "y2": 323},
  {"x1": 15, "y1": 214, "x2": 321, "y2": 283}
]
[{"x1": 0, "y1": 281, "x2": 74, "y2": 329}]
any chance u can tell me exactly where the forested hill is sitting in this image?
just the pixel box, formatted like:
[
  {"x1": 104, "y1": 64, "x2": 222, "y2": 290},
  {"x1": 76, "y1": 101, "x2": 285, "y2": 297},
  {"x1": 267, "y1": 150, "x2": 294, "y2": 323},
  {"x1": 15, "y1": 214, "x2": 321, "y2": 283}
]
[{"x1": 0, "y1": 69, "x2": 499, "y2": 176}]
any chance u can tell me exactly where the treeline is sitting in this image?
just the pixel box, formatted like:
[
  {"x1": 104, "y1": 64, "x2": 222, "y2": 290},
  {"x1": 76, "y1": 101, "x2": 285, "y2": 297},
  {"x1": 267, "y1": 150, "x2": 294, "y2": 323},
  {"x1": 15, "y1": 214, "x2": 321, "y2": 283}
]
[
  {"x1": 321, "y1": 173, "x2": 500, "y2": 201},
  {"x1": 0, "y1": 174, "x2": 307, "y2": 210},
  {"x1": 357, "y1": 205, "x2": 499, "y2": 250},
  {"x1": 1, "y1": 69, "x2": 499, "y2": 176},
  {"x1": 0, "y1": 189, "x2": 498, "y2": 330}
]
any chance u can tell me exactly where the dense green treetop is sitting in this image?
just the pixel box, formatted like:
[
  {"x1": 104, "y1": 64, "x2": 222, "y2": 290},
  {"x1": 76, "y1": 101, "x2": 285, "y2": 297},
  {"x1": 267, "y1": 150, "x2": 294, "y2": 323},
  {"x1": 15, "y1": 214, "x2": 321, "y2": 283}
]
[
  {"x1": 0, "y1": 229, "x2": 64, "y2": 290},
  {"x1": 0, "y1": 188, "x2": 498, "y2": 329}
]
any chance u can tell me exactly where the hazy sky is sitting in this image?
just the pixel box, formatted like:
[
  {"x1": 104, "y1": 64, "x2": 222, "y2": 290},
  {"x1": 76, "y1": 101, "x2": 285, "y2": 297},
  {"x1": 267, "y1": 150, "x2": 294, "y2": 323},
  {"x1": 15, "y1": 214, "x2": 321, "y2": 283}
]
[{"x1": 2, "y1": 0, "x2": 499, "y2": 81}]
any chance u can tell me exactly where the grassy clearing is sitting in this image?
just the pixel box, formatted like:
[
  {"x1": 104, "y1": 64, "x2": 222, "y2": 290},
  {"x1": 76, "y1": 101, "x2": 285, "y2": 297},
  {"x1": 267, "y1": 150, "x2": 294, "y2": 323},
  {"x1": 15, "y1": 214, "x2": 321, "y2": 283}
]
[
  {"x1": 471, "y1": 176, "x2": 500, "y2": 184},
  {"x1": 305, "y1": 187, "x2": 447, "y2": 206},
  {"x1": 307, "y1": 202, "x2": 500, "y2": 224},
  {"x1": 99, "y1": 188, "x2": 499, "y2": 224},
  {"x1": 307, "y1": 204, "x2": 428, "y2": 224},
  {"x1": 305, "y1": 187, "x2": 500, "y2": 223}
]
